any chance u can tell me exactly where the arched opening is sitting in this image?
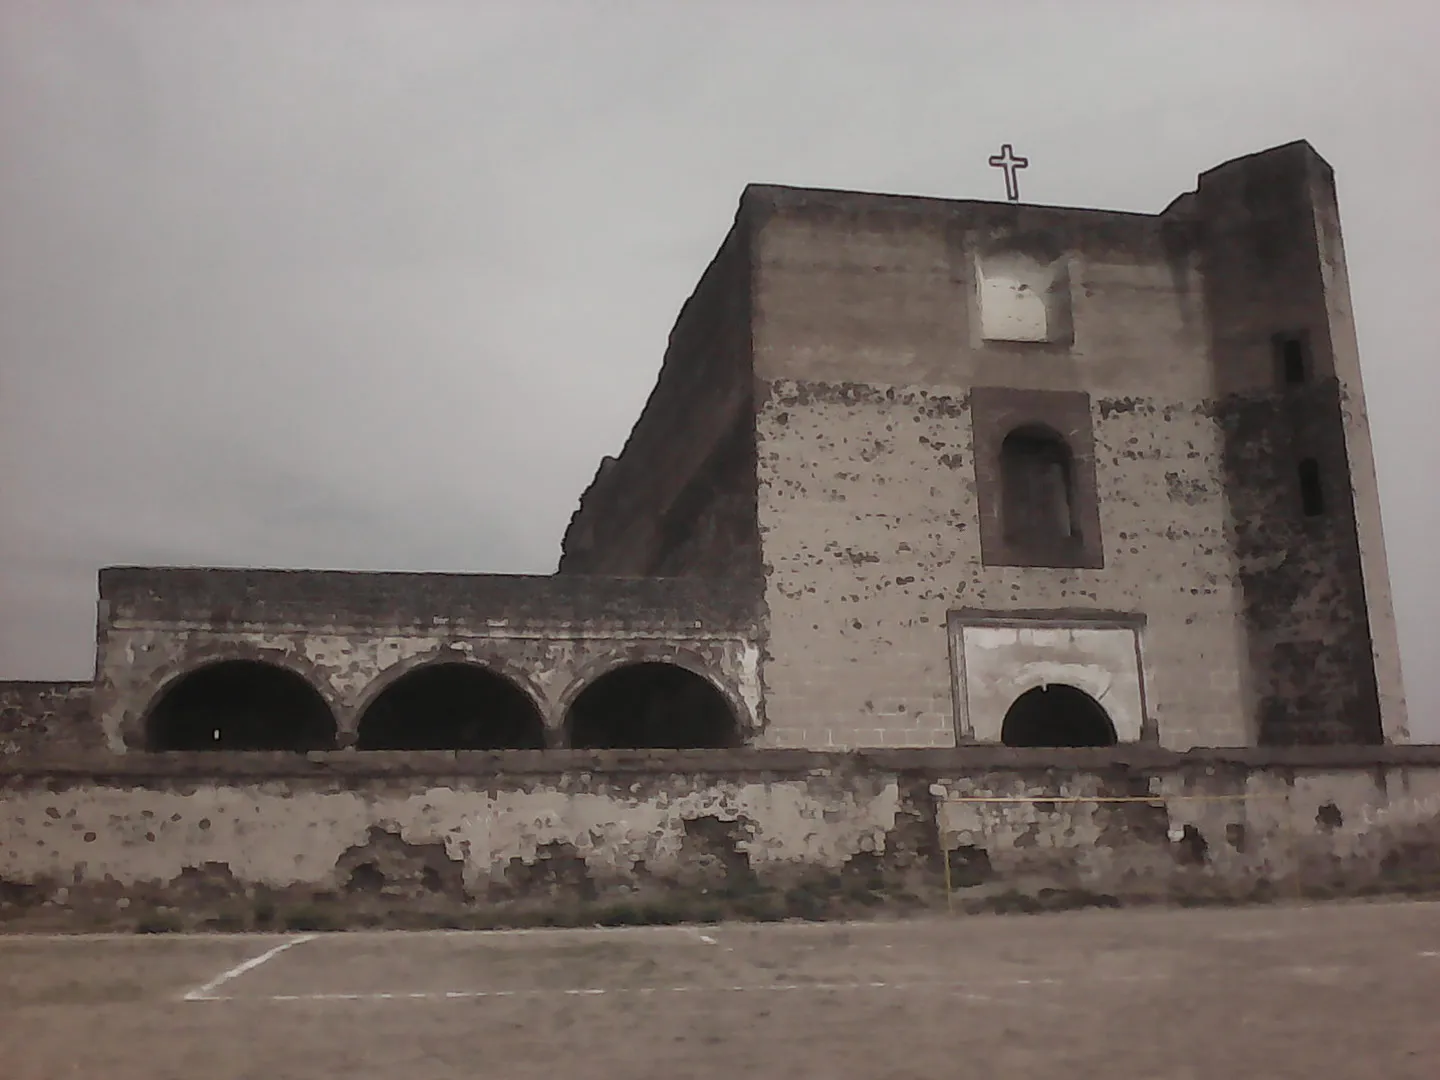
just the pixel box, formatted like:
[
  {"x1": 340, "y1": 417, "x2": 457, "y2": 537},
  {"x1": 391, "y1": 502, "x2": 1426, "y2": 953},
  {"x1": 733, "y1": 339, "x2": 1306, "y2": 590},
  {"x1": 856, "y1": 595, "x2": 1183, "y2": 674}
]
[
  {"x1": 1000, "y1": 684, "x2": 1117, "y2": 748},
  {"x1": 1000, "y1": 425, "x2": 1078, "y2": 552},
  {"x1": 146, "y1": 660, "x2": 336, "y2": 751},
  {"x1": 565, "y1": 662, "x2": 740, "y2": 749},
  {"x1": 355, "y1": 663, "x2": 545, "y2": 750}
]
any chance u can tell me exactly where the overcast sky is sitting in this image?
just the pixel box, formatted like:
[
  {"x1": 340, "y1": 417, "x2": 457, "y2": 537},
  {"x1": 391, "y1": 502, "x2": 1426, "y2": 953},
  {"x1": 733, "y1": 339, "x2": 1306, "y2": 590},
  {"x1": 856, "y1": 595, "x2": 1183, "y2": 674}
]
[{"x1": 1, "y1": 1, "x2": 1435, "y2": 738}]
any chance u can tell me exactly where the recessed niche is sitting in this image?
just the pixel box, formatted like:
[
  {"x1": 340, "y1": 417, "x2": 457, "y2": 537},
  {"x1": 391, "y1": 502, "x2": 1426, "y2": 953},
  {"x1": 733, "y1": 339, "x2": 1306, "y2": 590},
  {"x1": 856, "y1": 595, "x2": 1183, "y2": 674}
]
[{"x1": 977, "y1": 253, "x2": 1074, "y2": 345}]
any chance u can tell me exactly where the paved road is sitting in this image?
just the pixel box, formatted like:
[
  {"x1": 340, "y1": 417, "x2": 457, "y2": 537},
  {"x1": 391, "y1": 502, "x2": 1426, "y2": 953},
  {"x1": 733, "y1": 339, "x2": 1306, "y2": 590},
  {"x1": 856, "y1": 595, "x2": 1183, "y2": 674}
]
[{"x1": 2, "y1": 899, "x2": 1437, "y2": 1079}]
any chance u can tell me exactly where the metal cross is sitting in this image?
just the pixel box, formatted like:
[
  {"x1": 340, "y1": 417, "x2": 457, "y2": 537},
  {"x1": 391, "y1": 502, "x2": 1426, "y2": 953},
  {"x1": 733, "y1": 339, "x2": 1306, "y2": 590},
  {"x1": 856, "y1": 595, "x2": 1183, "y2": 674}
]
[{"x1": 988, "y1": 143, "x2": 1029, "y2": 203}]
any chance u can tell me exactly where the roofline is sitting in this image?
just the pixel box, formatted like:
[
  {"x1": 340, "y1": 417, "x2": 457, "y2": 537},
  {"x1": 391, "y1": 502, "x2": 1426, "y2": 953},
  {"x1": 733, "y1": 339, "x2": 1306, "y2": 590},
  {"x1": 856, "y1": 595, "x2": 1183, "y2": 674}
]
[
  {"x1": 740, "y1": 181, "x2": 1160, "y2": 220},
  {"x1": 740, "y1": 139, "x2": 1328, "y2": 222}
]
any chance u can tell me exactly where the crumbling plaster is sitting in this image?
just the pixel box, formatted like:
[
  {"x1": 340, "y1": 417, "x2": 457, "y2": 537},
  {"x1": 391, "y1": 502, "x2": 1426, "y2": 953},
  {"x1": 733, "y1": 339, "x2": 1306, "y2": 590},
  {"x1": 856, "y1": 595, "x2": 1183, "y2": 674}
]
[
  {"x1": 952, "y1": 617, "x2": 1148, "y2": 743},
  {"x1": 0, "y1": 772, "x2": 902, "y2": 893},
  {"x1": 751, "y1": 383, "x2": 1248, "y2": 752},
  {"x1": 5, "y1": 751, "x2": 1440, "y2": 919}
]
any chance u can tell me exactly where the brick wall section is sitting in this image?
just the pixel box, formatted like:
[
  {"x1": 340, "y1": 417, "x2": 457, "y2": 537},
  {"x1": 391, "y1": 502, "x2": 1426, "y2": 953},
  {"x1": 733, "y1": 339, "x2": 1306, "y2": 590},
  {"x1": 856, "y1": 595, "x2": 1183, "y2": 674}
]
[{"x1": 0, "y1": 682, "x2": 98, "y2": 756}]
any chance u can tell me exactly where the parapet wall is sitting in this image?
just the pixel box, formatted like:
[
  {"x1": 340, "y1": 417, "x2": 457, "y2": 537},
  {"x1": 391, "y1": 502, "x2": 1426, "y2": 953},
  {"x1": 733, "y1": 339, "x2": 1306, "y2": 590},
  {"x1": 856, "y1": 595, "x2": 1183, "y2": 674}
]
[
  {"x1": 0, "y1": 682, "x2": 96, "y2": 757},
  {"x1": 3, "y1": 745, "x2": 1439, "y2": 931},
  {"x1": 99, "y1": 567, "x2": 762, "y2": 629}
]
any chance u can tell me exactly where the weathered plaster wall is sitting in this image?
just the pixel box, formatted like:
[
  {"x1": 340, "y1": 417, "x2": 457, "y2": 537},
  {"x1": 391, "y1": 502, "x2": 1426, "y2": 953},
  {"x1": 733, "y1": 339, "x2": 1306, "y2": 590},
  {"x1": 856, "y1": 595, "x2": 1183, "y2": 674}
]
[
  {"x1": 751, "y1": 382, "x2": 1246, "y2": 751},
  {"x1": 3, "y1": 747, "x2": 1439, "y2": 929},
  {"x1": 0, "y1": 682, "x2": 97, "y2": 756},
  {"x1": 953, "y1": 617, "x2": 1146, "y2": 743},
  {"x1": 95, "y1": 569, "x2": 765, "y2": 752}
]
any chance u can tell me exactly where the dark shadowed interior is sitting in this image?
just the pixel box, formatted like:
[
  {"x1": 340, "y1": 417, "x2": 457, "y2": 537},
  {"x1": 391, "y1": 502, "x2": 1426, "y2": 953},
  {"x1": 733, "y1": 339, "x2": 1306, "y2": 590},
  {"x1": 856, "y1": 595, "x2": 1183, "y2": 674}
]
[
  {"x1": 146, "y1": 660, "x2": 336, "y2": 751},
  {"x1": 1000, "y1": 425, "x2": 1078, "y2": 551},
  {"x1": 565, "y1": 662, "x2": 740, "y2": 749},
  {"x1": 1001, "y1": 684, "x2": 1117, "y2": 748},
  {"x1": 355, "y1": 663, "x2": 546, "y2": 750}
]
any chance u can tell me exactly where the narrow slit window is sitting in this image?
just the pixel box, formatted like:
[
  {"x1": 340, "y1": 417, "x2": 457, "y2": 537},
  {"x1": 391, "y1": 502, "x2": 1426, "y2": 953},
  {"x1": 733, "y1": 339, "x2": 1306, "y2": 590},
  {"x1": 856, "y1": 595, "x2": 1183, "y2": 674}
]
[
  {"x1": 1299, "y1": 458, "x2": 1325, "y2": 516},
  {"x1": 1274, "y1": 333, "x2": 1308, "y2": 385}
]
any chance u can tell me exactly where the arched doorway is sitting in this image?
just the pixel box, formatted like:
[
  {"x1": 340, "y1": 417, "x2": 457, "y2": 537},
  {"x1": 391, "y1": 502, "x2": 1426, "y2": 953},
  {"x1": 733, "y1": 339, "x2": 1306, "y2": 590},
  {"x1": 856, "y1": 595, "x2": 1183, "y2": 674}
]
[
  {"x1": 146, "y1": 660, "x2": 337, "y2": 751},
  {"x1": 1000, "y1": 684, "x2": 1117, "y2": 748},
  {"x1": 565, "y1": 662, "x2": 740, "y2": 749},
  {"x1": 355, "y1": 663, "x2": 546, "y2": 750}
]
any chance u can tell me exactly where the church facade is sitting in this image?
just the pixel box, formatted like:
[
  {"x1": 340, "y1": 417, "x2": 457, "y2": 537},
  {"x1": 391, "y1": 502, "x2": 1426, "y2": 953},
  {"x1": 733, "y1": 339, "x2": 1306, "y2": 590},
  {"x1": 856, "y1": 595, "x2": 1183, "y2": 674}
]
[{"x1": 5, "y1": 139, "x2": 1408, "y2": 758}]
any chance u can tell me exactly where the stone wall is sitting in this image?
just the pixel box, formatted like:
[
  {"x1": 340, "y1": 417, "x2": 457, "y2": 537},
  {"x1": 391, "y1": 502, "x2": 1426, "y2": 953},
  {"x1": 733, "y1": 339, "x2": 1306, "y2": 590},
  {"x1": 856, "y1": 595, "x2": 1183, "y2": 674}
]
[
  {"x1": 0, "y1": 682, "x2": 97, "y2": 756},
  {"x1": 95, "y1": 568, "x2": 765, "y2": 752},
  {"x1": 2, "y1": 746, "x2": 1439, "y2": 931},
  {"x1": 752, "y1": 382, "x2": 1245, "y2": 751},
  {"x1": 746, "y1": 188, "x2": 1246, "y2": 749},
  {"x1": 1193, "y1": 142, "x2": 1402, "y2": 744},
  {"x1": 743, "y1": 143, "x2": 1403, "y2": 751},
  {"x1": 558, "y1": 214, "x2": 760, "y2": 580}
]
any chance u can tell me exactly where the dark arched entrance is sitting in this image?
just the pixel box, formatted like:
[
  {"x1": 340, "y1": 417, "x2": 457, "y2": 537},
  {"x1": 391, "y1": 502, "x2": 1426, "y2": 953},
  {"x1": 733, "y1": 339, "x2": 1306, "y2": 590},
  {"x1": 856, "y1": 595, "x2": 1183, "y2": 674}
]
[
  {"x1": 355, "y1": 663, "x2": 546, "y2": 750},
  {"x1": 565, "y1": 662, "x2": 740, "y2": 749},
  {"x1": 1001, "y1": 684, "x2": 1117, "y2": 748},
  {"x1": 146, "y1": 660, "x2": 337, "y2": 751}
]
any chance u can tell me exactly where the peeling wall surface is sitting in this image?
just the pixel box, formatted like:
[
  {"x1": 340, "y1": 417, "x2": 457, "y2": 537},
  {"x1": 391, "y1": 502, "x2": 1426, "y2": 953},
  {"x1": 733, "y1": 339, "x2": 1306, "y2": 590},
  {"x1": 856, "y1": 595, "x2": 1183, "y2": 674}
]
[
  {"x1": 3, "y1": 748, "x2": 1440, "y2": 928},
  {"x1": 954, "y1": 619, "x2": 1146, "y2": 744}
]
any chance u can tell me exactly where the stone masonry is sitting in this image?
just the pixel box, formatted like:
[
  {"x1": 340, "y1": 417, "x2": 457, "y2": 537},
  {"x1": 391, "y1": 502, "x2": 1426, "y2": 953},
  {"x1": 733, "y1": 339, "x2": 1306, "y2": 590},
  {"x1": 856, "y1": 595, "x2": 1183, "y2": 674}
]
[{"x1": 563, "y1": 139, "x2": 1408, "y2": 752}]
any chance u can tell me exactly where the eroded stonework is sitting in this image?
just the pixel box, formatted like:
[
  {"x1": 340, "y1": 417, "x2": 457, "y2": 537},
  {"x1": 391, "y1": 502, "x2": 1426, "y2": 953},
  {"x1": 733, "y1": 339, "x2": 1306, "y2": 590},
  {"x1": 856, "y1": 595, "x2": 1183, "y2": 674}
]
[{"x1": 4, "y1": 748, "x2": 1440, "y2": 931}]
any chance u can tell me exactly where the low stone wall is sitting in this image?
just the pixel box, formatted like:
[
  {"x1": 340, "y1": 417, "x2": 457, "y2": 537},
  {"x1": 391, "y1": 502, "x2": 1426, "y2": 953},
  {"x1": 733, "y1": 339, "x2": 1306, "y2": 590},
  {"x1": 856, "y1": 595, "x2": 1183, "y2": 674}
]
[
  {"x1": 3, "y1": 746, "x2": 1439, "y2": 931},
  {"x1": 0, "y1": 682, "x2": 96, "y2": 757}
]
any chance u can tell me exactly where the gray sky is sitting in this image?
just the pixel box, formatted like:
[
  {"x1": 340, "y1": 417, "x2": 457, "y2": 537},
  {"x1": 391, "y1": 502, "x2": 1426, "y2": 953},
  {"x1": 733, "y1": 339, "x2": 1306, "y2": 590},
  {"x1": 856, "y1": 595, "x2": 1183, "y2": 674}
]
[{"x1": 2, "y1": 1, "x2": 1436, "y2": 738}]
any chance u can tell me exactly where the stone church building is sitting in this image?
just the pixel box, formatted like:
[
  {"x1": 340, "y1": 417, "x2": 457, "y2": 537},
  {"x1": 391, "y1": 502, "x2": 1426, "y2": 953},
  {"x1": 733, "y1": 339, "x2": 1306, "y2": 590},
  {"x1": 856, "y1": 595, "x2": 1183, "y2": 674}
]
[{"x1": 2, "y1": 139, "x2": 1410, "y2": 759}]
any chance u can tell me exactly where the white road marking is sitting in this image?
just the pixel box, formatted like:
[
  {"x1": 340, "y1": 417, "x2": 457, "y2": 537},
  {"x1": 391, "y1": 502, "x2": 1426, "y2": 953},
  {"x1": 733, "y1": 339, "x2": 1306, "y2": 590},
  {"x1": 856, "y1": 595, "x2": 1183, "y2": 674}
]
[
  {"x1": 184, "y1": 978, "x2": 1055, "y2": 1003},
  {"x1": 181, "y1": 934, "x2": 317, "y2": 1001}
]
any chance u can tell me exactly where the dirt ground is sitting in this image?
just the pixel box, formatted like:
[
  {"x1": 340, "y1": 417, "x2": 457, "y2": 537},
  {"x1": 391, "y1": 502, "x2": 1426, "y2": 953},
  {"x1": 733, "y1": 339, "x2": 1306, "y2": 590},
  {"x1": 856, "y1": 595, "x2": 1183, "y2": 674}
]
[{"x1": 1, "y1": 899, "x2": 1437, "y2": 1079}]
